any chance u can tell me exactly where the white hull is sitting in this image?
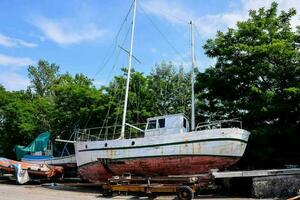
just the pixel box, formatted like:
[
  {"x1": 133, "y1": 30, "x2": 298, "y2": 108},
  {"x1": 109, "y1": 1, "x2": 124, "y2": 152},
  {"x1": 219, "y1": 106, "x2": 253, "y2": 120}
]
[
  {"x1": 75, "y1": 128, "x2": 250, "y2": 167},
  {"x1": 22, "y1": 155, "x2": 76, "y2": 166}
]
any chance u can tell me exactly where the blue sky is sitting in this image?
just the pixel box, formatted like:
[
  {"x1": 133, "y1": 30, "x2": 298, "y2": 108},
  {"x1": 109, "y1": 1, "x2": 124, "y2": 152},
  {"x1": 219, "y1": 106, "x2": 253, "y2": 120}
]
[{"x1": 0, "y1": 0, "x2": 299, "y2": 91}]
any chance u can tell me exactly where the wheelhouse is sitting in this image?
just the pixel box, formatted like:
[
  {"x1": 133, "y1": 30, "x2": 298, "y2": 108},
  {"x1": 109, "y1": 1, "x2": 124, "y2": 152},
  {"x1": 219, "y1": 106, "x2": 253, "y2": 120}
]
[{"x1": 145, "y1": 113, "x2": 189, "y2": 137}]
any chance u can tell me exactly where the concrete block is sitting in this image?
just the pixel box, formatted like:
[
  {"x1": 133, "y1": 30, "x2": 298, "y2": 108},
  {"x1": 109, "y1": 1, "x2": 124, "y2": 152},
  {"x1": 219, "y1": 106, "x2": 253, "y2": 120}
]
[{"x1": 252, "y1": 175, "x2": 300, "y2": 198}]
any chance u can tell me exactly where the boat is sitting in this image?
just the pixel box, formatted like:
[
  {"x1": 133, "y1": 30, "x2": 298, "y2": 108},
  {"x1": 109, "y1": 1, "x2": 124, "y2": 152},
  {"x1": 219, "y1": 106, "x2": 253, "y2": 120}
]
[
  {"x1": 21, "y1": 154, "x2": 76, "y2": 169},
  {"x1": 0, "y1": 157, "x2": 64, "y2": 178},
  {"x1": 73, "y1": 0, "x2": 250, "y2": 183},
  {"x1": 15, "y1": 132, "x2": 77, "y2": 172}
]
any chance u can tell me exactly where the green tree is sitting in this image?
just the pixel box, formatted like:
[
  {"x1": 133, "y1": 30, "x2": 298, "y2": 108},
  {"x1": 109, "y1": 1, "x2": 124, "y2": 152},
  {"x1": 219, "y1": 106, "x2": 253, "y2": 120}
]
[
  {"x1": 0, "y1": 89, "x2": 53, "y2": 158},
  {"x1": 51, "y1": 73, "x2": 105, "y2": 138},
  {"x1": 197, "y1": 2, "x2": 300, "y2": 166},
  {"x1": 28, "y1": 60, "x2": 59, "y2": 96},
  {"x1": 101, "y1": 68, "x2": 151, "y2": 126},
  {"x1": 148, "y1": 62, "x2": 191, "y2": 116},
  {"x1": 103, "y1": 63, "x2": 192, "y2": 125}
]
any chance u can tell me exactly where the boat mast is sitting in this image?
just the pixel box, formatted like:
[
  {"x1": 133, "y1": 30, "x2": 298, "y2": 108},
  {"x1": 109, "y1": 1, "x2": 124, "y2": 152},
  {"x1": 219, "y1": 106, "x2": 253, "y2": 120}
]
[
  {"x1": 121, "y1": 0, "x2": 137, "y2": 139},
  {"x1": 190, "y1": 21, "x2": 196, "y2": 131}
]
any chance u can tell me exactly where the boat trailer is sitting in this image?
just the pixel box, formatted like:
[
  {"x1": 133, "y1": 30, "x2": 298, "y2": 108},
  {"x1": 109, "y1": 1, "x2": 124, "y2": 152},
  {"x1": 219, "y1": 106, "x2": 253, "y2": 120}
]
[
  {"x1": 3, "y1": 167, "x2": 300, "y2": 199},
  {"x1": 101, "y1": 173, "x2": 213, "y2": 200},
  {"x1": 100, "y1": 168, "x2": 300, "y2": 199}
]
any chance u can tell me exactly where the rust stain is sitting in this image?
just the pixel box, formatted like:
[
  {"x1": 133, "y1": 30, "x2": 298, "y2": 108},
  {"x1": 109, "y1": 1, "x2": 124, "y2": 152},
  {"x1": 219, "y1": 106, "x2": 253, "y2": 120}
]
[
  {"x1": 79, "y1": 155, "x2": 239, "y2": 183},
  {"x1": 192, "y1": 143, "x2": 202, "y2": 154},
  {"x1": 0, "y1": 158, "x2": 64, "y2": 178},
  {"x1": 108, "y1": 150, "x2": 114, "y2": 158},
  {"x1": 160, "y1": 146, "x2": 164, "y2": 155},
  {"x1": 184, "y1": 139, "x2": 189, "y2": 147}
]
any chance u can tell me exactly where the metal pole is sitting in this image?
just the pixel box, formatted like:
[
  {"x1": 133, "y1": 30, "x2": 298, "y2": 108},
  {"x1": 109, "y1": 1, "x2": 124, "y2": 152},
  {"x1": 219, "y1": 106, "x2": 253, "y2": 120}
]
[
  {"x1": 121, "y1": 0, "x2": 137, "y2": 139},
  {"x1": 190, "y1": 21, "x2": 195, "y2": 131}
]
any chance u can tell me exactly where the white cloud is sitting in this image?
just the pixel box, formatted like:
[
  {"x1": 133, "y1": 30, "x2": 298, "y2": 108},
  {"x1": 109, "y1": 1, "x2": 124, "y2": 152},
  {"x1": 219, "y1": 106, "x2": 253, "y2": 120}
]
[
  {"x1": 150, "y1": 47, "x2": 157, "y2": 53},
  {"x1": 141, "y1": 0, "x2": 300, "y2": 37},
  {"x1": 141, "y1": 0, "x2": 190, "y2": 24},
  {"x1": 0, "y1": 54, "x2": 33, "y2": 91},
  {"x1": 0, "y1": 33, "x2": 37, "y2": 48},
  {"x1": 32, "y1": 16, "x2": 106, "y2": 45},
  {"x1": 0, "y1": 54, "x2": 35, "y2": 67},
  {"x1": 0, "y1": 72, "x2": 29, "y2": 91},
  {"x1": 93, "y1": 80, "x2": 104, "y2": 87},
  {"x1": 194, "y1": 13, "x2": 245, "y2": 36},
  {"x1": 140, "y1": 0, "x2": 241, "y2": 36}
]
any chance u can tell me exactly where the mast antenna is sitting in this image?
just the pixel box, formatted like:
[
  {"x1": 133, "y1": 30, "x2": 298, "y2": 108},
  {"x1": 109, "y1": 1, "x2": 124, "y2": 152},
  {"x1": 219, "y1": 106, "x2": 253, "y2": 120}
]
[
  {"x1": 190, "y1": 21, "x2": 196, "y2": 131},
  {"x1": 121, "y1": 0, "x2": 137, "y2": 139}
]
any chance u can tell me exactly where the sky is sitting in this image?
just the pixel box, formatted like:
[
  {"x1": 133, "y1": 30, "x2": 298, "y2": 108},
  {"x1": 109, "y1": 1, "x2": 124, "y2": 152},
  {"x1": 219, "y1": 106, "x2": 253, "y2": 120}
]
[{"x1": 0, "y1": 0, "x2": 299, "y2": 91}]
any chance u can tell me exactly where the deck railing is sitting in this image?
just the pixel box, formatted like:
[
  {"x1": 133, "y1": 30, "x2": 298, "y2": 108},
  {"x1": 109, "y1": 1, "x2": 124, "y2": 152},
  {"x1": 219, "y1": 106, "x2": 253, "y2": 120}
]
[
  {"x1": 75, "y1": 123, "x2": 147, "y2": 141},
  {"x1": 74, "y1": 119, "x2": 242, "y2": 141},
  {"x1": 195, "y1": 119, "x2": 242, "y2": 131}
]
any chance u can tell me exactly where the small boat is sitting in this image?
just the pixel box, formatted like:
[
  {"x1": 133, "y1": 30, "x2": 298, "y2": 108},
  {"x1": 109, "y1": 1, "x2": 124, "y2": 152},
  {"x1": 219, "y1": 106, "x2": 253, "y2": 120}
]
[
  {"x1": 21, "y1": 154, "x2": 77, "y2": 169},
  {"x1": 15, "y1": 132, "x2": 77, "y2": 172},
  {"x1": 72, "y1": 0, "x2": 250, "y2": 183},
  {"x1": 0, "y1": 157, "x2": 64, "y2": 178}
]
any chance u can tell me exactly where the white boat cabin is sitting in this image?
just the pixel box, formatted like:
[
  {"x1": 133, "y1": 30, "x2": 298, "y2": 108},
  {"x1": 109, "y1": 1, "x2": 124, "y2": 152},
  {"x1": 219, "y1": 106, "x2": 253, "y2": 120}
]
[{"x1": 145, "y1": 113, "x2": 189, "y2": 137}]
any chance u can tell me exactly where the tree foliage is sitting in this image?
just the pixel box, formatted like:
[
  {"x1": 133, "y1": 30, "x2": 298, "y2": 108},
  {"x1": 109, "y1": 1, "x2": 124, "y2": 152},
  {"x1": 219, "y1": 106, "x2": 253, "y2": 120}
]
[
  {"x1": 197, "y1": 2, "x2": 300, "y2": 167},
  {"x1": 28, "y1": 60, "x2": 59, "y2": 96},
  {"x1": 0, "y1": 60, "x2": 191, "y2": 157},
  {"x1": 148, "y1": 62, "x2": 191, "y2": 116}
]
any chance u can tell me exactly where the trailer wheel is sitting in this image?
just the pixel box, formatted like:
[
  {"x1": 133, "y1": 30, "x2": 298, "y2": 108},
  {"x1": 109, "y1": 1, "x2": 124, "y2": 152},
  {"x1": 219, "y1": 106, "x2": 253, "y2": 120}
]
[
  {"x1": 102, "y1": 189, "x2": 113, "y2": 197},
  {"x1": 147, "y1": 193, "x2": 157, "y2": 199},
  {"x1": 177, "y1": 186, "x2": 194, "y2": 200}
]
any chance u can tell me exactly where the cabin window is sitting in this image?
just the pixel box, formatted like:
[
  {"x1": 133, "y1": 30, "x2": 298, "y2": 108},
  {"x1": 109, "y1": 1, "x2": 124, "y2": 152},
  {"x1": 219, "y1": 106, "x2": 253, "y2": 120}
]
[
  {"x1": 147, "y1": 120, "x2": 157, "y2": 129},
  {"x1": 158, "y1": 118, "x2": 165, "y2": 128},
  {"x1": 183, "y1": 118, "x2": 187, "y2": 128}
]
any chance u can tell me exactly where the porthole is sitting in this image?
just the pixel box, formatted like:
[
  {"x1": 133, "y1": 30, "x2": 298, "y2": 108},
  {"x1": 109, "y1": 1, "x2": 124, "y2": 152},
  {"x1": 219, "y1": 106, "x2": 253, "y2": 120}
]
[
  {"x1": 131, "y1": 141, "x2": 135, "y2": 146},
  {"x1": 85, "y1": 145, "x2": 88, "y2": 149},
  {"x1": 105, "y1": 143, "x2": 108, "y2": 147}
]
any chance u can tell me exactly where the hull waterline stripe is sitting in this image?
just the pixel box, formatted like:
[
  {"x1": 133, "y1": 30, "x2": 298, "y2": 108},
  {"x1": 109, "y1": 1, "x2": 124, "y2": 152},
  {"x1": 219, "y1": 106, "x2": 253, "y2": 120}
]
[
  {"x1": 78, "y1": 154, "x2": 241, "y2": 168},
  {"x1": 78, "y1": 138, "x2": 247, "y2": 152}
]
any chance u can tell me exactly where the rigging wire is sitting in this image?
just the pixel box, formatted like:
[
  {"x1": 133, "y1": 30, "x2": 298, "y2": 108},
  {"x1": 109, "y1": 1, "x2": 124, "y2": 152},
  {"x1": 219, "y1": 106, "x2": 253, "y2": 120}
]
[
  {"x1": 193, "y1": 24, "x2": 204, "y2": 69},
  {"x1": 84, "y1": 1, "x2": 202, "y2": 130},
  {"x1": 83, "y1": 2, "x2": 134, "y2": 129},
  {"x1": 92, "y1": 1, "x2": 134, "y2": 80},
  {"x1": 97, "y1": 21, "x2": 133, "y2": 132},
  {"x1": 139, "y1": 3, "x2": 187, "y2": 62},
  {"x1": 109, "y1": 24, "x2": 132, "y2": 78}
]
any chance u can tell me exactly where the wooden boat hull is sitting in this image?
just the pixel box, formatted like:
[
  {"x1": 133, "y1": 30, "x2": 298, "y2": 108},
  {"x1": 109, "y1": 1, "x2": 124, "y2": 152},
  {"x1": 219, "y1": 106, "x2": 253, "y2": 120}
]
[
  {"x1": 21, "y1": 155, "x2": 77, "y2": 177},
  {"x1": 22, "y1": 155, "x2": 77, "y2": 168},
  {"x1": 78, "y1": 155, "x2": 239, "y2": 182},
  {"x1": 0, "y1": 157, "x2": 64, "y2": 178}
]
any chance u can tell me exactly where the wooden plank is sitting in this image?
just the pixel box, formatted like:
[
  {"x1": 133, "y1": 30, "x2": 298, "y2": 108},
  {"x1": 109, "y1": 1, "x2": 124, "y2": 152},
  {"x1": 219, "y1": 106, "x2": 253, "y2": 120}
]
[{"x1": 212, "y1": 168, "x2": 300, "y2": 178}]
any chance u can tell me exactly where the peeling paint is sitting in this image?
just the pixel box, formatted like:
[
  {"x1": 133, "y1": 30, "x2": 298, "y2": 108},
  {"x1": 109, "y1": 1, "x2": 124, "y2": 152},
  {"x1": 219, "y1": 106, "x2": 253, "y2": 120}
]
[{"x1": 79, "y1": 156, "x2": 239, "y2": 182}]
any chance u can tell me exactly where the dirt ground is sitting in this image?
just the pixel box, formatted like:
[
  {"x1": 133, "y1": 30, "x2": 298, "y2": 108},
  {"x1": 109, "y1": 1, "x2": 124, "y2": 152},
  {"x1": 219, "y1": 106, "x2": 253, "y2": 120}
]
[{"x1": 0, "y1": 183, "x2": 270, "y2": 200}]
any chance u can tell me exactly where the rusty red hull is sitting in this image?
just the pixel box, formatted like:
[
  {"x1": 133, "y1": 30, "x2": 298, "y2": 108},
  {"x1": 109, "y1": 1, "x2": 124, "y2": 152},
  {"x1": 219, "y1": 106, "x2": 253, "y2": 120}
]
[
  {"x1": 78, "y1": 156, "x2": 239, "y2": 183},
  {"x1": 0, "y1": 157, "x2": 64, "y2": 178}
]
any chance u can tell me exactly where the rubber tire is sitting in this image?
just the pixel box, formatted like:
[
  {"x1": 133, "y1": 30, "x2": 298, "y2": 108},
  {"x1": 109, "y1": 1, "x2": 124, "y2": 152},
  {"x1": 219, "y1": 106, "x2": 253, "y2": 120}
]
[
  {"x1": 102, "y1": 189, "x2": 113, "y2": 197},
  {"x1": 177, "y1": 186, "x2": 194, "y2": 200},
  {"x1": 147, "y1": 193, "x2": 157, "y2": 199}
]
